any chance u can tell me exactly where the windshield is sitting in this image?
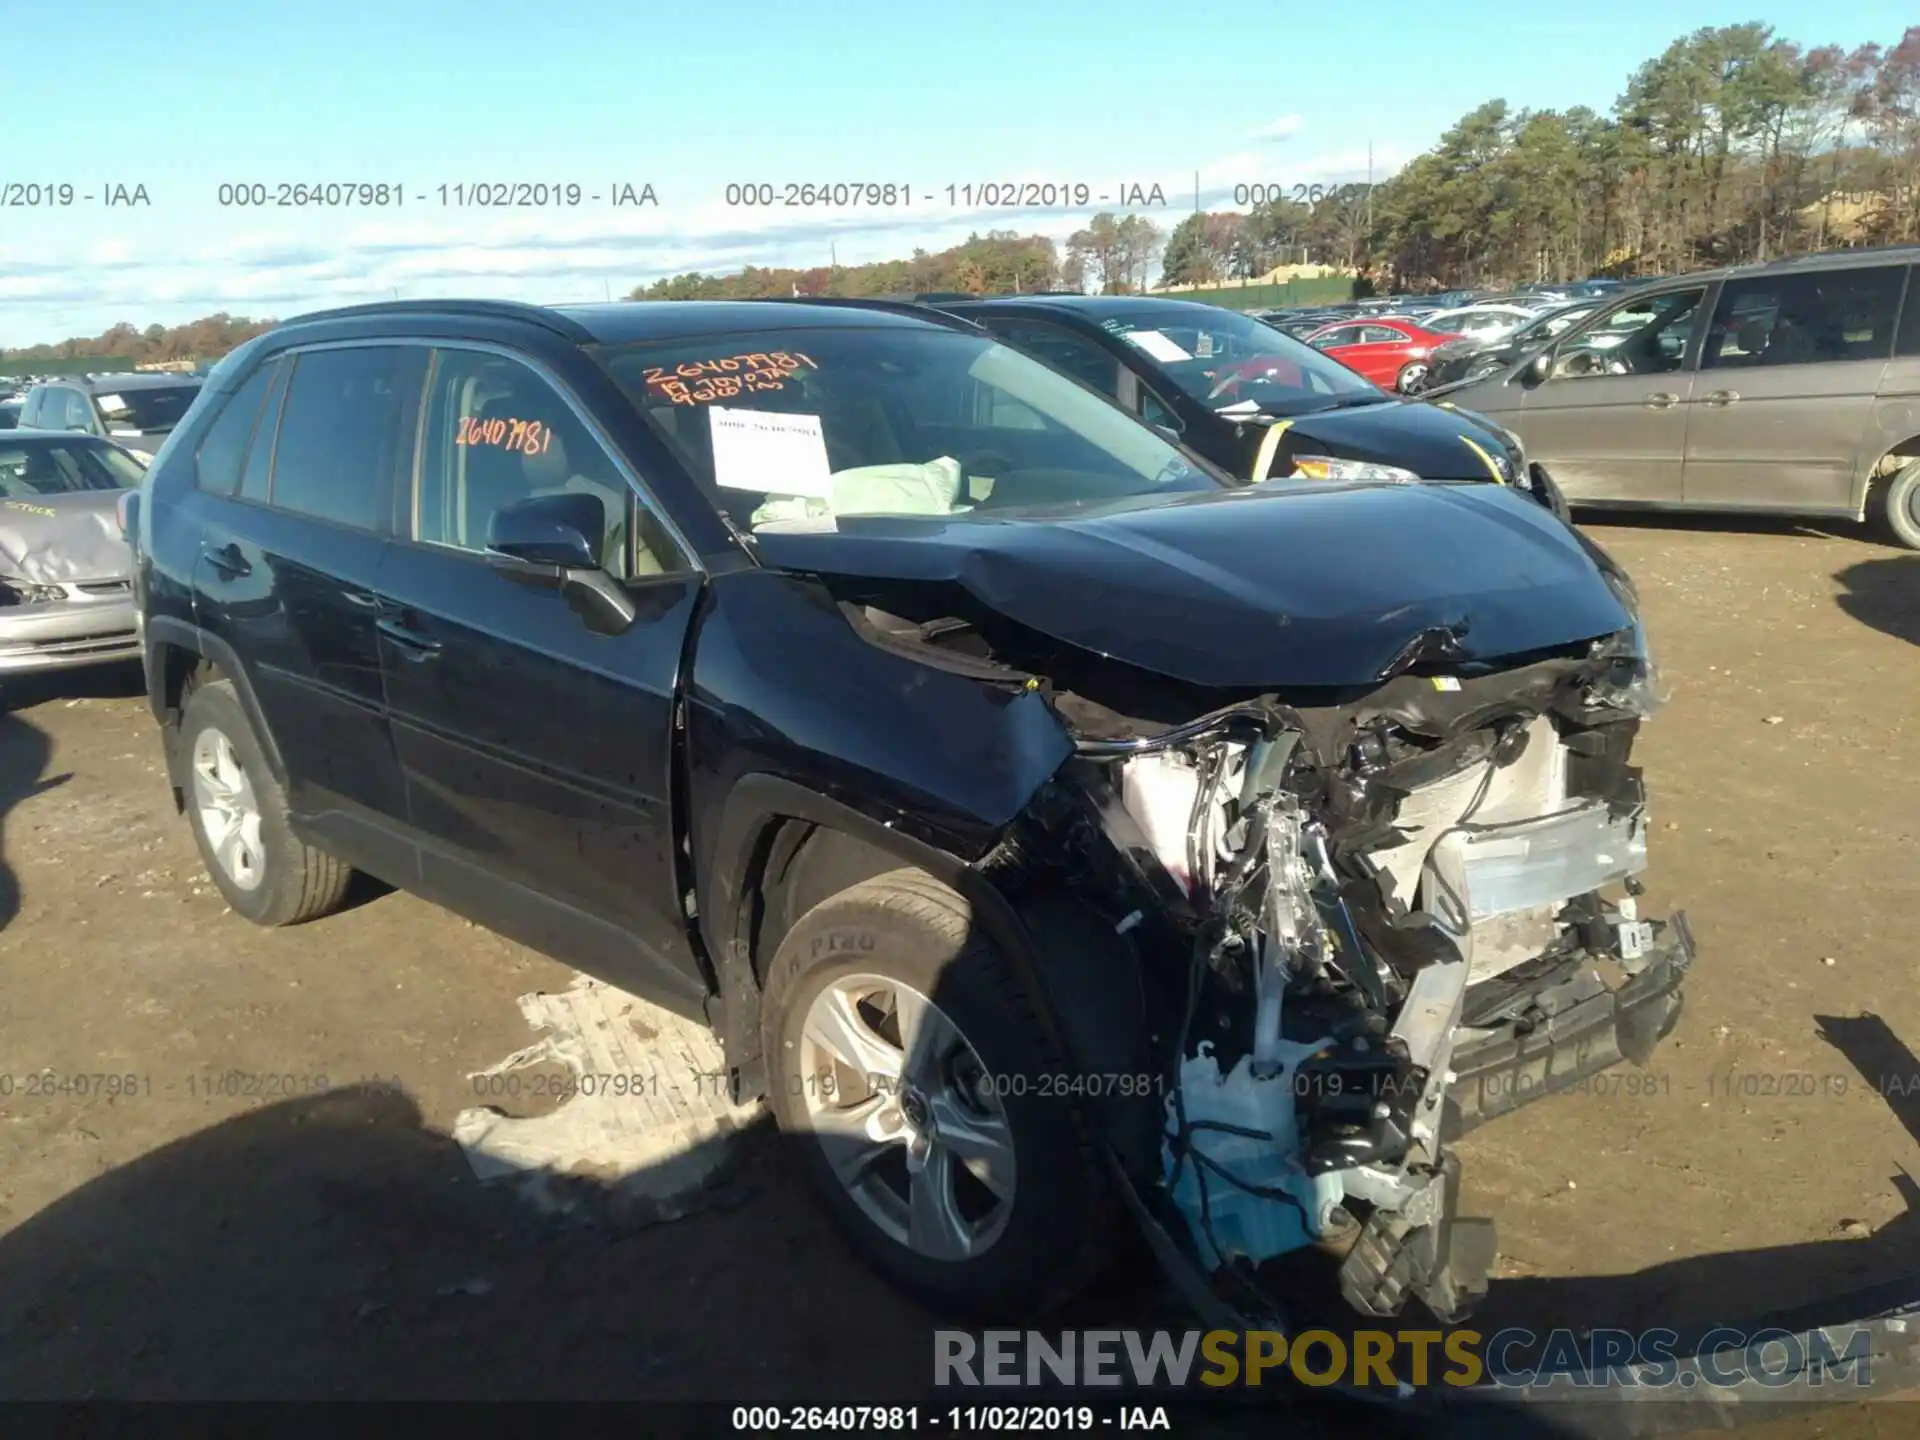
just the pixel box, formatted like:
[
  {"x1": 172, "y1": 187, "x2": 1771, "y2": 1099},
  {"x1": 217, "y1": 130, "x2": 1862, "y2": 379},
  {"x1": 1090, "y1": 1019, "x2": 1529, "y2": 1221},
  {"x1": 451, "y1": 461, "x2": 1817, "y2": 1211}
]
[
  {"x1": 1087, "y1": 304, "x2": 1379, "y2": 417},
  {"x1": 1512, "y1": 306, "x2": 1596, "y2": 346},
  {"x1": 1429, "y1": 309, "x2": 1527, "y2": 336},
  {"x1": 93, "y1": 383, "x2": 200, "y2": 435},
  {"x1": 598, "y1": 325, "x2": 1223, "y2": 531},
  {"x1": 0, "y1": 437, "x2": 145, "y2": 494}
]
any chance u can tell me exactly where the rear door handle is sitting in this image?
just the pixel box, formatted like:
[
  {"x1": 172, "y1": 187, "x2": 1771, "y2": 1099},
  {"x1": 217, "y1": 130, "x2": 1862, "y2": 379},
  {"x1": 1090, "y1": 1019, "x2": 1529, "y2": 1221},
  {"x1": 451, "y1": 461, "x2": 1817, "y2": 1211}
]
[
  {"x1": 1643, "y1": 392, "x2": 1679, "y2": 409},
  {"x1": 376, "y1": 616, "x2": 443, "y2": 659},
  {"x1": 1699, "y1": 389, "x2": 1740, "y2": 406},
  {"x1": 203, "y1": 542, "x2": 251, "y2": 578}
]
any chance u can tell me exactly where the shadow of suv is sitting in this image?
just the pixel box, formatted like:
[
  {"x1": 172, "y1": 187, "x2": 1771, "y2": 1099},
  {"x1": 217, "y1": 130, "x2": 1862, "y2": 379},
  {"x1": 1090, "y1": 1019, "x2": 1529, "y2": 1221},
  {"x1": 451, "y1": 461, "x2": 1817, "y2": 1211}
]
[{"x1": 127, "y1": 297, "x2": 1693, "y2": 1329}]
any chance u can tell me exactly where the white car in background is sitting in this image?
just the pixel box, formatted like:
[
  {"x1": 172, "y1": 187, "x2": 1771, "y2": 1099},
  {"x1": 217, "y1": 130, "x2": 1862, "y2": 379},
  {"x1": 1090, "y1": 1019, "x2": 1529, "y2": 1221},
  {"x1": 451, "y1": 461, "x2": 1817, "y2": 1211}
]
[{"x1": 1420, "y1": 304, "x2": 1540, "y2": 343}]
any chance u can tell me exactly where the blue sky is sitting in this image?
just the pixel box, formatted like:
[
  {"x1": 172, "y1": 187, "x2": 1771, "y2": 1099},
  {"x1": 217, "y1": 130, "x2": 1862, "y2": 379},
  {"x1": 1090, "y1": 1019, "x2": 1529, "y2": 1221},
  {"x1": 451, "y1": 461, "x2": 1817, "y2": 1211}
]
[{"x1": 1, "y1": 0, "x2": 1907, "y2": 345}]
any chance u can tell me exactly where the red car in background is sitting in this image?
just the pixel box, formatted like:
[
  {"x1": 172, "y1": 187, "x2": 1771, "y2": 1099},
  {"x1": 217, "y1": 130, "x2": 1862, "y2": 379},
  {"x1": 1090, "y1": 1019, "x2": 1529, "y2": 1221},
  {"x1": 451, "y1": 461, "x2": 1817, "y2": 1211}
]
[{"x1": 1302, "y1": 317, "x2": 1449, "y2": 393}]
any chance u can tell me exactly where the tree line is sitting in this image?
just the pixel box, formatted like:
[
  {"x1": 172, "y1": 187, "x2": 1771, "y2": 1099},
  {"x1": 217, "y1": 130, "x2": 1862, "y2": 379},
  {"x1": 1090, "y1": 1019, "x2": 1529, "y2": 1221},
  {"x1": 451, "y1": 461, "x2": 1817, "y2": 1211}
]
[
  {"x1": 0, "y1": 315, "x2": 275, "y2": 367},
  {"x1": 6, "y1": 20, "x2": 1914, "y2": 362},
  {"x1": 1162, "y1": 21, "x2": 1920, "y2": 290},
  {"x1": 630, "y1": 215, "x2": 1167, "y2": 301}
]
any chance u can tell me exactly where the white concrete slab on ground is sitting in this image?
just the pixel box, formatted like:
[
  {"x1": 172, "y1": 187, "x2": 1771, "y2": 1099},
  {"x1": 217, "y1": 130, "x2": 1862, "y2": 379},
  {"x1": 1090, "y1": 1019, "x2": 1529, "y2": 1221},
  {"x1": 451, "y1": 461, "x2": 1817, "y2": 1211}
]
[{"x1": 453, "y1": 974, "x2": 762, "y2": 1223}]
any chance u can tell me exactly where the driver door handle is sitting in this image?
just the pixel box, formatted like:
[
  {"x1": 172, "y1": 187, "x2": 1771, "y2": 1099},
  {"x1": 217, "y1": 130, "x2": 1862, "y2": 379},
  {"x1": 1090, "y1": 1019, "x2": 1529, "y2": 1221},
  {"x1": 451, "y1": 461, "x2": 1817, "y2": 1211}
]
[
  {"x1": 1700, "y1": 389, "x2": 1740, "y2": 406},
  {"x1": 1643, "y1": 392, "x2": 1679, "y2": 409},
  {"x1": 203, "y1": 542, "x2": 251, "y2": 579},
  {"x1": 376, "y1": 616, "x2": 442, "y2": 659}
]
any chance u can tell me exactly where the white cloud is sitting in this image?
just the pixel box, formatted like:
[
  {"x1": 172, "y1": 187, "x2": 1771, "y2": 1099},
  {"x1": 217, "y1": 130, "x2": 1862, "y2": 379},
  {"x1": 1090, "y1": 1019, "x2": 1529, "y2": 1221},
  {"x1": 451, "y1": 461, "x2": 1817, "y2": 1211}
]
[
  {"x1": 0, "y1": 138, "x2": 1425, "y2": 339},
  {"x1": 1250, "y1": 114, "x2": 1302, "y2": 142}
]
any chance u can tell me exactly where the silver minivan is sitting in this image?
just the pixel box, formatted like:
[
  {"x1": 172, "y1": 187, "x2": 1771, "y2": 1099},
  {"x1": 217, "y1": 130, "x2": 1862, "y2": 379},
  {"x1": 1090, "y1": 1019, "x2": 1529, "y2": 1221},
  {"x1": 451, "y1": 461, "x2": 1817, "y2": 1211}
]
[{"x1": 1431, "y1": 246, "x2": 1920, "y2": 549}]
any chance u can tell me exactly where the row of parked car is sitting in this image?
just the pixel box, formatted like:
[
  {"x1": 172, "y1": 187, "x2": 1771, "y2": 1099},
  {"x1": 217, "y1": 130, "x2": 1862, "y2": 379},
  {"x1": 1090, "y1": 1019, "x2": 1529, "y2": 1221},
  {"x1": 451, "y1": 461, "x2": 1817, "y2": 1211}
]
[
  {"x1": 6, "y1": 243, "x2": 1919, "y2": 688},
  {"x1": 0, "y1": 371, "x2": 202, "y2": 453},
  {"x1": 1256, "y1": 283, "x2": 1640, "y2": 394},
  {"x1": 14, "y1": 243, "x2": 1912, "y2": 1338}
]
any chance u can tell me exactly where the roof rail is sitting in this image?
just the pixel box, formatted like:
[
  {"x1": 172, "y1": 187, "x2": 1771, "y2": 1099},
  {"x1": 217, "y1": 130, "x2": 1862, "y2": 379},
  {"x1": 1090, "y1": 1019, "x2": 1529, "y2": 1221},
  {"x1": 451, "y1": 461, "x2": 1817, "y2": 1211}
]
[
  {"x1": 279, "y1": 298, "x2": 595, "y2": 342},
  {"x1": 742, "y1": 295, "x2": 988, "y2": 333},
  {"x1": 1767, "y1": 242, "x2": 1920, "y2": 267}
]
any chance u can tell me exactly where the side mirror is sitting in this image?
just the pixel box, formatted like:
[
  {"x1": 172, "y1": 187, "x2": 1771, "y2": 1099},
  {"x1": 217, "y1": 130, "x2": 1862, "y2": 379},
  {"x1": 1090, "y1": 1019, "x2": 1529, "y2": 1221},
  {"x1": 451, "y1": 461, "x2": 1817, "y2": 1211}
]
[
  {"x1": 486, "y1": 491, "x2": 603, "y2": 569},
  {"x1": 484, "y1": 492, "x2": 637, "y2": 636},
  {"x1": 1529, "y1": 464, "x2": 1573, "y2": 523},
  {"x1": 1520, "y1": 351, "x2": 1553, "y2": 386}
]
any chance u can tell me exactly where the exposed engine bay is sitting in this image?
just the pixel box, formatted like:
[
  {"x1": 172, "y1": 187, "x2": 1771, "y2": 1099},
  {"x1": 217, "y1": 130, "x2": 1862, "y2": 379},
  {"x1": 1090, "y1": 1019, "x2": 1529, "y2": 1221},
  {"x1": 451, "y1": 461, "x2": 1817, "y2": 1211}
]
[{"x1": 841, "y1": 582, "x2": 1695, "y2": 1326}]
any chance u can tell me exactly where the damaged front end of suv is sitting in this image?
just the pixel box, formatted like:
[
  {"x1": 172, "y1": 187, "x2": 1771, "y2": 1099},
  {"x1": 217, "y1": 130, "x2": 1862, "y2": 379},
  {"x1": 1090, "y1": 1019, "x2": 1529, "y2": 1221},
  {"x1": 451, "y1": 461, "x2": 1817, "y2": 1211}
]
[
  {"x1": 731, "y1": 478, "x2": 1695, "y2": 1328},
  {"x1": 1020, "y1": 621, "x2": 1689, "y2": 1324}
]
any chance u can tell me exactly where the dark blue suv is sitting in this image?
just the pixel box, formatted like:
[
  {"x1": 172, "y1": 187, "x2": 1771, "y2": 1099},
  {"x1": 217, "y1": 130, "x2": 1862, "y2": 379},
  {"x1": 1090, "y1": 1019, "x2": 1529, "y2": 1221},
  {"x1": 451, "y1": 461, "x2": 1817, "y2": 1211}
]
[{"x1": 127, "y1": 297, "x2": 1690, "y2": 1329}]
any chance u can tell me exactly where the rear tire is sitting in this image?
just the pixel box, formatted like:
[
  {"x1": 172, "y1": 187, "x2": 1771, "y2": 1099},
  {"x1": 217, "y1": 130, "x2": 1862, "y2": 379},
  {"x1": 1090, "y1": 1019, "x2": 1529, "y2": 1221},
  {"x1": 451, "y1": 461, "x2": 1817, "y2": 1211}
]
[
  {"x1": 1395, "y1": 361, "x2": 1428, "y2": 393},
  {"x1": 1874, "y1": 459, "x2": 1920, "y2": 551},
  {"x1": 760, "y1": 869, "x2": 1113, "y2": 1319},
  {"x1": 179, "y1": 678, "x2": 353, "y2": 926}
]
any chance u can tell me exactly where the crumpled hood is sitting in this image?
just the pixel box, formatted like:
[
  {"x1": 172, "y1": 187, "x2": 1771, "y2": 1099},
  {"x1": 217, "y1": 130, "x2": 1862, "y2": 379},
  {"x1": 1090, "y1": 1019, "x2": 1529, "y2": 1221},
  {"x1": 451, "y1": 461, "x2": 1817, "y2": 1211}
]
[
  {"x1": 752, "y1": 480, "x2": 1632, "y2": 688},
  {"x1": 0, "y1": 492, "x2": 130, "y2": 584}
]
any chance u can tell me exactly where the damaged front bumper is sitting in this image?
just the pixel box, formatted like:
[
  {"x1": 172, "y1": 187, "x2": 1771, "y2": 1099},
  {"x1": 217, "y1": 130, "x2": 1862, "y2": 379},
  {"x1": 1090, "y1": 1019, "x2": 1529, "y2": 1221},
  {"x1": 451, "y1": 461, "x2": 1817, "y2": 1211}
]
[
  {"x1": 0, "y1": 584, "x2": 139, "y2": 674},
  {"x1": 1449, "y1": 911, "x2": 1696, "y2": 1134},
  {"x1": 988, "y1": 622, "x2": 1692, "y2": 1330}
]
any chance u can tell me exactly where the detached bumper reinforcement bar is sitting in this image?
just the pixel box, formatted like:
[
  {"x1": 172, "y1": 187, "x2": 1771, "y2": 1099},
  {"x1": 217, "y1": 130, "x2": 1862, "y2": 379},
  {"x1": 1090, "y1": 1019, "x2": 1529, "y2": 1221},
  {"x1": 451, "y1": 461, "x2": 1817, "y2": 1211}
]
[{"x1": 1445, "y1": 913, "x2": 1697, "y2": 1136}]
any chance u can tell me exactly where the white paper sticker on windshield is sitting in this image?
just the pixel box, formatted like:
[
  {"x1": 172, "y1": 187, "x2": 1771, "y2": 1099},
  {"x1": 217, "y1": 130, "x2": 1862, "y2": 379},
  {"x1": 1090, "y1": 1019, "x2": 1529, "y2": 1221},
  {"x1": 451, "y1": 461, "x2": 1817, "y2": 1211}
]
[
  {"x1": 109, "y1": 426, "x2": 142, "y2": 436},
  {"x1": 1121, "y1": 329, "x2": 1193, "y2": 363},
  {"x1": 94, "y1": 393, "x2": 129, "y2": 415},
  {"x1": 709, "y1": 406, "x2": 832, "y2": 499}
]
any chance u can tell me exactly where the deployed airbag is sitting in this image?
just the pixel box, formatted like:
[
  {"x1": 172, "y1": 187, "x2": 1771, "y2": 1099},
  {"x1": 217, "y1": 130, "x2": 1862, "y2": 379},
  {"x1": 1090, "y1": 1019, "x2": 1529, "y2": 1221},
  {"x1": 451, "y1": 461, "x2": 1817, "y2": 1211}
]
[{"x1": 752, "y1": 457, "x2": 967, "y2": 528}]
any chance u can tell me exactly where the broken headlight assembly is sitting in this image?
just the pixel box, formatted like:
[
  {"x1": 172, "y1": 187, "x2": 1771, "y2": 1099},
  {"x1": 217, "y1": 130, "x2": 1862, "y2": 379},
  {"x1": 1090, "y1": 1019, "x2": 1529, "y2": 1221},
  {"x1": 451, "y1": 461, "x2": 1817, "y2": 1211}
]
[
  {"x1": 1288, "y1": 456, "x2": 1422, "y2": 484},
  {"x1": 1585, "y1": 567, "x2": 1665, "y2": 720},
  {"x1": 0, "y1": 580, "x2": 67, "y2": 606}
]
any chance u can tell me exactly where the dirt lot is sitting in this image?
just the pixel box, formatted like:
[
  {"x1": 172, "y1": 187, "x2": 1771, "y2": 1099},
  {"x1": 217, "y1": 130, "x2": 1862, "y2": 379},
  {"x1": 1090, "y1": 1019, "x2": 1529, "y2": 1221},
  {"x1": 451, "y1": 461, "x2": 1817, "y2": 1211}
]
[{"x1": 1, "y1": 514, "x2": 1918, "y2": 1429}]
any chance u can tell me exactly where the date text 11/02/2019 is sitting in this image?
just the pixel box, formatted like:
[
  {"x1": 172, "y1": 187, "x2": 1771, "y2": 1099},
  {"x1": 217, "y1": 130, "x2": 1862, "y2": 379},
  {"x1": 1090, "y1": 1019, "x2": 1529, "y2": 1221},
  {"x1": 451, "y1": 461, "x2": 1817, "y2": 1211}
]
[
  {"x1": 212, "y1": 183, "x2": 660, "y2": 209},
  {"x1": 731, "y1": 1405, "x2": 1172, "y2": 1431},
  {"x1": 0, "y1": 1072, "x2": 403, "y2": 1101},
  {"x1": 719, "y1": 182, "x2": 1171, "y2": 209}
]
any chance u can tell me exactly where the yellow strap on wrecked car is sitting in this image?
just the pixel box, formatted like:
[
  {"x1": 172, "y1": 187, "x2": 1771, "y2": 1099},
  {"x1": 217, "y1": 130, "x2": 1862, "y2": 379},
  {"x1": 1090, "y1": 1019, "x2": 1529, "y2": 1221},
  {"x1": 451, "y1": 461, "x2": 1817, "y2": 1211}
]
[
  {"x1": 1250, "y1": 420, "x2": 1295, "y2": 484},
  {"x1": 1458, "y1": 434, "x2": 1506, "y2": 483}
]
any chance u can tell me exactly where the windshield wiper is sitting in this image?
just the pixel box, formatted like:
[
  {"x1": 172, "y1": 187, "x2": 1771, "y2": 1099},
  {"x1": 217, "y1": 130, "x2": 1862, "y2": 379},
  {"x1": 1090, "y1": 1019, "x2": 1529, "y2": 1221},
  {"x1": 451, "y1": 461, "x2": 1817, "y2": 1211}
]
[{"x1": 1297, "y1": 394, "x2": 1389, "y2": 414}]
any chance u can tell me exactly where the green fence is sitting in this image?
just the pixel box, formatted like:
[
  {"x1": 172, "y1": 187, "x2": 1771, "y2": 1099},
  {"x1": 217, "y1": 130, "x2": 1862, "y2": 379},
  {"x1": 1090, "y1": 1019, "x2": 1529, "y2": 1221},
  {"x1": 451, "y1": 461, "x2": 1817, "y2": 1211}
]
[
  {"x1": 1162, "y1": 277, "x2": 1355, "y2": 311},
  {"x1": 0, "y1": 356, "x2": 138, "y2": 377}
]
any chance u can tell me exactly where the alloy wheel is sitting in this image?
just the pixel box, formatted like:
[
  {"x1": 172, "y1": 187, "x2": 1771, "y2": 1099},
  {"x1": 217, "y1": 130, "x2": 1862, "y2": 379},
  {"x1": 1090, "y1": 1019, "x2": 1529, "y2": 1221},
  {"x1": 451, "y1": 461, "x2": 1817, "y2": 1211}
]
[
  {"x1": 190, "y1": 726, "x2": 266, "y2": 891},
  {"x1": 798, "y1": 974, "x2": 1016, "y2": 1261}
]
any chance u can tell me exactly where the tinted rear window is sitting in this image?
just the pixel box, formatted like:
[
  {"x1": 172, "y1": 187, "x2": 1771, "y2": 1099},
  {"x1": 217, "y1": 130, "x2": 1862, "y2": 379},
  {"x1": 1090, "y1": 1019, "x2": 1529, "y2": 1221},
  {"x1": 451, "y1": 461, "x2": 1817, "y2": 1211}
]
[
  {"x1": 194, "y1": 362, "x2": 277, "y2": 495},
  {"x1": 268, "y1": 348, "x2": 419, "y2": 530},
  {"x1": 94, "y1": 383, "x2": 201, "y2": 434}
]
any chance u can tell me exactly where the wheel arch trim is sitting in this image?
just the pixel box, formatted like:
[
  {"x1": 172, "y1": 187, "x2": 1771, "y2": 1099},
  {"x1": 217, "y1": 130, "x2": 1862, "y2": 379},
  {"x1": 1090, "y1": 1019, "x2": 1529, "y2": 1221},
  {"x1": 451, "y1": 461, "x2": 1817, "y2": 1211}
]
[{"x1": 143, "y1": 617, "x2": 290, "y2": 790}]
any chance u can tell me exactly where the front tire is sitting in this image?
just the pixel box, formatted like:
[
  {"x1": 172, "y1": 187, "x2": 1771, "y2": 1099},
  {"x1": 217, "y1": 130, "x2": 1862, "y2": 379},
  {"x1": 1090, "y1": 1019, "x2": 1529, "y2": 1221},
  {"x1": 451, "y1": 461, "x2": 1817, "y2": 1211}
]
[
  {"x1": 760, "y1": 869, "x2": 1112, "y2": 1319},
  {"x1": 1874, "y1": 459, "x2": 1920, "y2": 551},
  {"x1": 180, "y1": 678, "x2": 353, "y2": 926}
]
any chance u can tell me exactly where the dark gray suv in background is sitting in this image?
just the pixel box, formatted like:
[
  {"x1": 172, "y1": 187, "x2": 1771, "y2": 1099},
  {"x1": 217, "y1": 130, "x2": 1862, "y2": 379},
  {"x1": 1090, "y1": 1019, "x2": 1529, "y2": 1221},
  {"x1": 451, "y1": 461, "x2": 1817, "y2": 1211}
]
[{"x1": 17, "y1": 373, "x2": 203, "y2": 459}]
